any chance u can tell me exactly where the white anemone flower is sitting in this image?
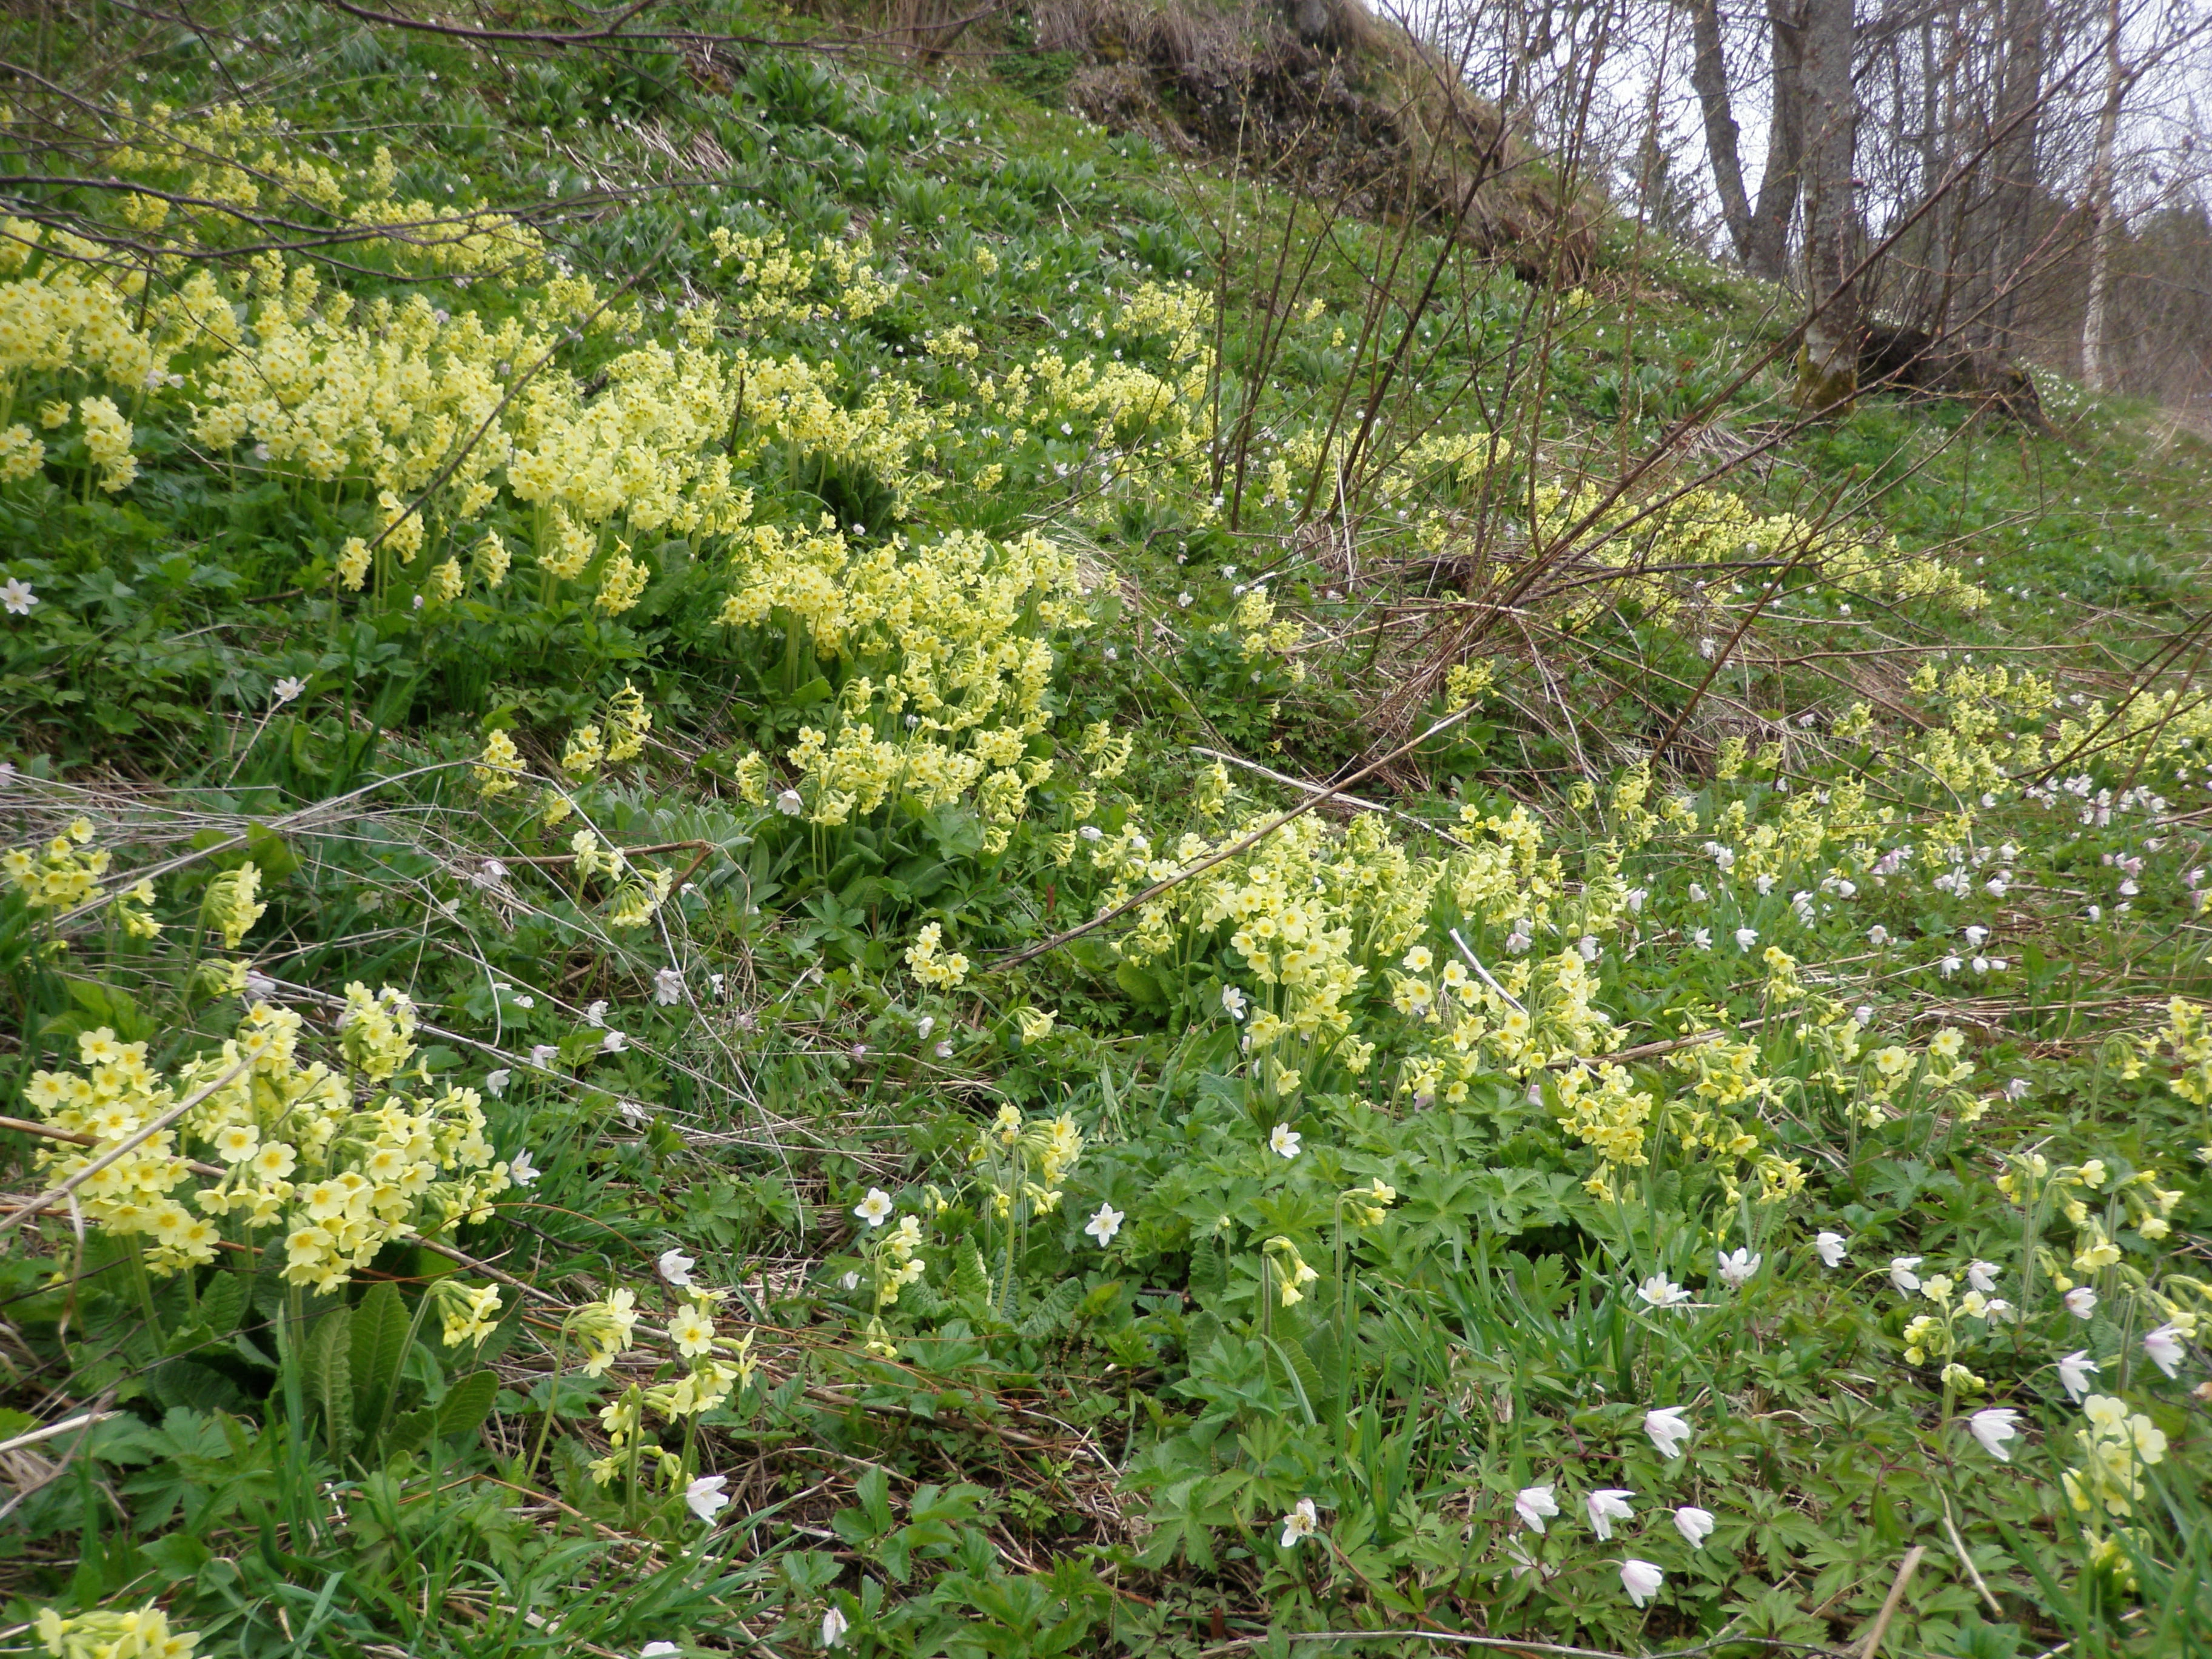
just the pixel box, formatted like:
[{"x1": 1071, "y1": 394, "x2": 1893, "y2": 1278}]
[
  {"x1": 1643, "y1": 1407, "x2": 1692, "y2": 1458},
  {"x1": 2065, "y1": 1287, "x2": 2099, "y2": 1318},
  {"x1": 1621, "y1": 1558, "x2": 1664, "y2": 1607},
  {"x1": 820, "y1": 1606, "x2": 850, "y2": 1649},
  {"x1": 684, "y1": 1474, "x2": 730, "y2": 1523},
  {"x1": 1270, "y1": 1123, "x2": 1302, "y2": 1159},
  {"x1": 1815, "y1": 1232, "x2": 1848, "y2": 1268},
  {"x1": 1085, "y1": 1203, "x2": 1125, "y2": 1245},
  {"x1": 2057, "y1": 1350, "x2": 2100, "y2": 1403},
  {"x1": 1717, "y1": 1247, "x2": 1761, "y2": 1288},
  {"x1": 659, "y1": 1248, "x2": 696, "y2": 1289},
  {"x1": 1514, "y1": 1484, "x2": 1560, "y2": 1533},
  {"x1": 2143, "y1": 1322, "x2": 2187, "y2": 1379},
  {"x1": 1586, "y1": 1488, "x2": 1635, "y2": 1540},
  {"x1": 1279, "y1": 1497, "x2": 1319, "y2": 1547},
  {"x1": 1889, "y1": 1256, "x2": 1923, "y2": 1295},
  {"x1": 1673, "y1": 1506, "x2": 1716, "y2": 1547},
  {"x1": 1968, "y1": 1408, "x2": 2020, "y2": 1461},
  {"x1": 853, "y1": 1189, "x2": 894, "y2": 1228},
  {"x1": 1637, "y1": 1274, "x2": 1691, "y2": 1309}
]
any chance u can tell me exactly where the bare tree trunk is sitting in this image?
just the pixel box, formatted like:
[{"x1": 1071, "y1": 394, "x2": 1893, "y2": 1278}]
[
  {"x1": 1988, "y1": 0, "x2": 2049, "y2": 349},
  {"x1": 1748, "y1": 0, "x2": 1809, "y2": 281},
  {"x1": 2080, "y1": 0, "x2": 2128, "y2": 389},
  {"x1": 1795, "y1": 0, "x2": 1859, "y2": 406},
  {"x1": 1684, "y1": 0, "x2": 1755, "y2": 259}
]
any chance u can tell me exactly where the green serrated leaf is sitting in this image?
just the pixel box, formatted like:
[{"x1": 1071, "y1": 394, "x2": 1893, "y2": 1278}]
[
  {"x1": 954, "y1": 1244, "x2": 992, "y2": 1312},
  {"x1": 350, "y1": 1281, "x2": 410, "y2": 1432},
  {"x1": 303, "y1": 1304, "x2": 354, "y2": 1463},
  {"x1": 434, "y1": 1369, "x2": 498, "y2": 1441},
  {"x1": 198, "y1": 1273, "x2": 249, "y2": 1337}
]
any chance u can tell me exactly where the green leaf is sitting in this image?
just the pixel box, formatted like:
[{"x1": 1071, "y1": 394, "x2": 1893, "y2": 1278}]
[
  {"x1": 1114, "y1": 962, "x2": 1167, "y2": 1007},
  {"x1": 350, "y1": 1281, "x2": 410, "y2": 1432},
  {"x1": 141, "y1": 1533, "x2": 211, "y2": 1584},
  {"x1": 434, "y1": 1369, "x2": 499, "y2": 1440},
  {"x1": 198, "y1": 1273, "x2": 249, "y2": 1337},
  {"x1": 303, "y1": 1304, "x2": 354, "y2": 1462},
  {"x1": 953, "y1": 1244, "x2": 993, "y2": 1313}
]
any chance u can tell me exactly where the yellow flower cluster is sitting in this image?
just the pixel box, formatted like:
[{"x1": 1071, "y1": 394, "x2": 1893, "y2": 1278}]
[
  {"x1": 725, "y1": 522, "x2": 1084, "y2": 845},
  {"x1": 590, "y1": 1287, "x2": 751, "y2": 1485},
  {"x1": 201, "y1": 864, "x2": 267, "y2": 950},
  {"x1": 2062, "y1": 1395, "x2": 2169, "y2": 1519},
  {"x1": 475, "y1": 728, "x2": 525, "y2": 797},
  {"x1": 431, "y1": 1279, "x2": 504, "y2": 1347},
  {"x1": 1522, "y1": 481, "x2": 1988, "y2": 632},
  {"x1": 4, "y1": 821, "x2": 157, "y2": 936},
  {"x1": 708, "y1": 227, "x2": 897, "y2": 326},
  {"x1": 36, "y1": 1601, "x2": 198, "y2": 1659},
  {"x1": 3, "y1": 818, "x2": 110, "y2": 908},
  {"x1": 906, "y1": 922, "x2": 970, "y2": 989},
  {"x1": 22, "y1": 996, "x2": 510, "y2": 1285},
  {"x1": 967, "y1": 1103, "x2": 1084, "y2": 1221}
]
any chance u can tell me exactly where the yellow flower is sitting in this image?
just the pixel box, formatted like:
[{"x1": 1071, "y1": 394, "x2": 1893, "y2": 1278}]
[
  {"x1": 473, "y1": 531, "x2": 510, "y2": 589},
  {"x1": 596, "y1": 551, "x2": 649, "y2": 615},
  {"x1": 669, "y1": 1304, "x2": 717, "y2": 1358},
  {"x1": 475, "y1": 728, "x2": 523, "y2": 796},
  {"x1": 201, "y1": 864, "x2": 267, "y2": 950},
  {"x1": 337, "y1": 537, "x2": 372, "y2": 591},
  {"x1": 1014, "y1": 1007, "x2": 1055, "y2": 1044}
]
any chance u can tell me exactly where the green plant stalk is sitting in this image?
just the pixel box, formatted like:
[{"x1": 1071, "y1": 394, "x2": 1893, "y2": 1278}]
[{"x1": 525, "y1": 1319, "x2": 572, "y2": 1484}]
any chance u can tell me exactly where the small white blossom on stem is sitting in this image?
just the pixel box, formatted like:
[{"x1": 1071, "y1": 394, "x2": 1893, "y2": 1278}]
[
  {"x1": 1644, "y1": 1407, "x2": 1692, "y2": 1458},
  {"x1": 1279, "y1": 1497, "x2": 1319, "y2": 1547},
  {"x1": 1815, "y1": 1232, "x2": 1848, "y2": 1268},
  {"x1": 1621, "y1": 1558, "x2": 1664, "y2": 1607},
  {"x1": 1085, "y1": 1203, "x2": 1124, "y2": 1245},
  {"x1": 1968, "y1": 1408, "x2": 2020, "y2": 1461},
  {"x1": 685, "y1": 1474, "x2": 730, "y2": 1523},
  {"x1": 1270, "y1": 1124, "x2": 1301, "y2": 1159},
  {"x1": 1586, "y1": 1488, "x2": 1635, "y2": 1540},
  {"x1": 1515, "y1": 1485, "x2": 1560, "y2": 1533},
  {"x1": 659, "y1": 1248, "x2": 696, "y2": 1289},
  {"x1": 1717, "y1": 1248, "x2": 1760, "y2": 1288},
  {"x1": 854, "y1": 1189, "x2": 893, "y2": 1227},
  {"x1": 2143, "y1": 1322, "x2": 2187, "y2": 1379},
  {"x1": 2058, "y1": 1350, "x2": 2100, "y2": 1402},
  {"x1": 1673, "y1": 1506, "x2": 1715, "y2": 1547}
]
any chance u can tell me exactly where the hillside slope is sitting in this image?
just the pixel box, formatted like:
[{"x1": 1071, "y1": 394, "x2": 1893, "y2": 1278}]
[{"x1": 2, "y1": 6, "x2": 2211, "y2": 1657}]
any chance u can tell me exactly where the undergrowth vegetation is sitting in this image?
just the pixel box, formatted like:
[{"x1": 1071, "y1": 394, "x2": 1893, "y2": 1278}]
[{"x1": 3, "y1": 4, "x2": 2211, "y2": 1657}]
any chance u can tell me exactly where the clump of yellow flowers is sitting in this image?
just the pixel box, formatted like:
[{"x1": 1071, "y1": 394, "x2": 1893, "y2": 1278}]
[
  {"x1": 36, "y1": 1601, "x2": 198, "y2": 1659},
  {"x1": 4, "y1": 821, "x2": 159, "y2": 937},
  {"x1": 22, "y1": 991, "x2": 513, "y2": 1287},
  {"x1": 905, "y1": 922, "x2": 970, "y2": 989}
]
